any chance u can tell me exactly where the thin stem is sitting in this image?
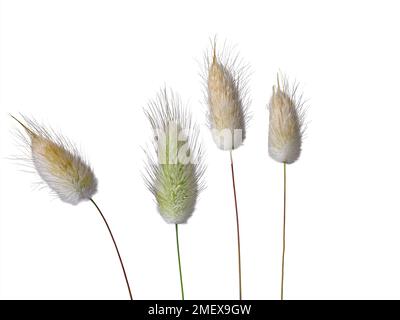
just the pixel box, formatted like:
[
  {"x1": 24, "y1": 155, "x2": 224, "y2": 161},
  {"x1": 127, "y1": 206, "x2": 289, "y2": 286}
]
[
  {"x1": 281, "y1": 163, "x2": 287, "y2": 300},
  {"x1": 230, "y1": 151, "x2": 242, "y2": 300},
  {"x1": 175, "y1": 224, "x2": 185, "y2": 300},
  {"x1": 89, "y1": 198, "x2": 133, "y2": 300}
]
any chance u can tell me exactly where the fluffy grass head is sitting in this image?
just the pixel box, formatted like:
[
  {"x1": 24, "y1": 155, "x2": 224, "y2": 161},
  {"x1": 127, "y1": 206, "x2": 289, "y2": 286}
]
[
  {"x1": 144, "y1": 89, "x2": 205, "y2": 224},
  {"x1": 11, "y1": 115, "x2": 97, "y2": 205},
  {"x1": 268, "y1": 74, "x2": 306, "y2": 164},
  {"x1": 202, "y1": 39, "x2": 250, "y2": 151}
]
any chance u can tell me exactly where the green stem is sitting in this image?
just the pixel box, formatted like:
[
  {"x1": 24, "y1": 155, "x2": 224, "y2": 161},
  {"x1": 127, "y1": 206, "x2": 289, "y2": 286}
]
[
  {"x1": 175, "y1": 224, "x2": 185, "y2": 300},
  {"x1": 281, "y1": 163, "x2": 287, "y2": 300}
]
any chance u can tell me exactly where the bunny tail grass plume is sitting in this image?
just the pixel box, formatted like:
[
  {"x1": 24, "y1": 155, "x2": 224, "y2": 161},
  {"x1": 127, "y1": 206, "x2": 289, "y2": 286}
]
[
  {"x1": 202, "y1": 39, "x2": 250, "y2": 300},
  {"x1": 144, "y1": 89, "x2": 205, "y2": 300},
  {"x1": 144, "y1": 89, "x2": 205, "y2": 225},
  {"x1": 11, "y1": 115, "x2": 97, "y2": 204},
  {"x1": 11, "y1": 115, "x2": 133, "y2": 300},
  {"x1": 267, "y1": 74, "x2": 307, "y2": 300},
  {"x1": 204, "y1": 39, "x2": 250, "y2": 151},
  {"x1": 268, "y1": 74, "x2": 306, "y2": 164}
]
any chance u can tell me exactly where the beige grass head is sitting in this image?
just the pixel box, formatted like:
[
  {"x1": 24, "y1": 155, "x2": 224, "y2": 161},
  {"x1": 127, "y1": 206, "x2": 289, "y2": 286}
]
[
  {"x1": 203, "y1": 39, "x2": 250, "y2": 151},
  {"x1": 268, "y1": 74, "x2": 306, "y2": 164},
  {"x1": 11, "y1": 115, "x2": 97, "y2": 205}
]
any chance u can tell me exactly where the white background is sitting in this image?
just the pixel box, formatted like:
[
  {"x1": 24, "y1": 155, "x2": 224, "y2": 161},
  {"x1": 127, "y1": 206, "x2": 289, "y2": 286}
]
[{"x1": 1, "y1": 0, "x2": 400, "y2": 300}]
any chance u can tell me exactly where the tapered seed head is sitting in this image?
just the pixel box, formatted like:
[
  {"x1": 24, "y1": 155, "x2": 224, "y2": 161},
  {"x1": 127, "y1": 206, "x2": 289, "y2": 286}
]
[
  {"x1": 268, "y1": 74, "x2": 306, "y2": 164},
  {"x1": 203, "y1": 40, "x2": 250, "y2": 151},
  {"x1": 144, "y1": 89, "x2": 205, "y2": 224},
  {"x1": 12, "y1": 115, "x2": 97, "y2": 205}
]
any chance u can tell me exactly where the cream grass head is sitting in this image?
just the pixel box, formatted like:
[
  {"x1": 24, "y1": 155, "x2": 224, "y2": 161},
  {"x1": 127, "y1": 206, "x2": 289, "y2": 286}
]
[
  {"x1": 144, "y1": 89, "x2": 205, "y2": 224},
  {"x1": 268, "y1": 74, "x2": 306, "y2": 164},
  {"x1": 11, "y1": 115, "x2": 97, "y2": 205},
  {"x1": 203, "y1": 40, "x2": 250, "y2": 151}
]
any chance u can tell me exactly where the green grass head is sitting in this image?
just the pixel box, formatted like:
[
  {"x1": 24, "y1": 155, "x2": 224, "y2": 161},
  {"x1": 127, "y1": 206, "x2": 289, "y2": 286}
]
[{"x1": 144, "y1": 89, "x2": 205, "y2": 224}]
